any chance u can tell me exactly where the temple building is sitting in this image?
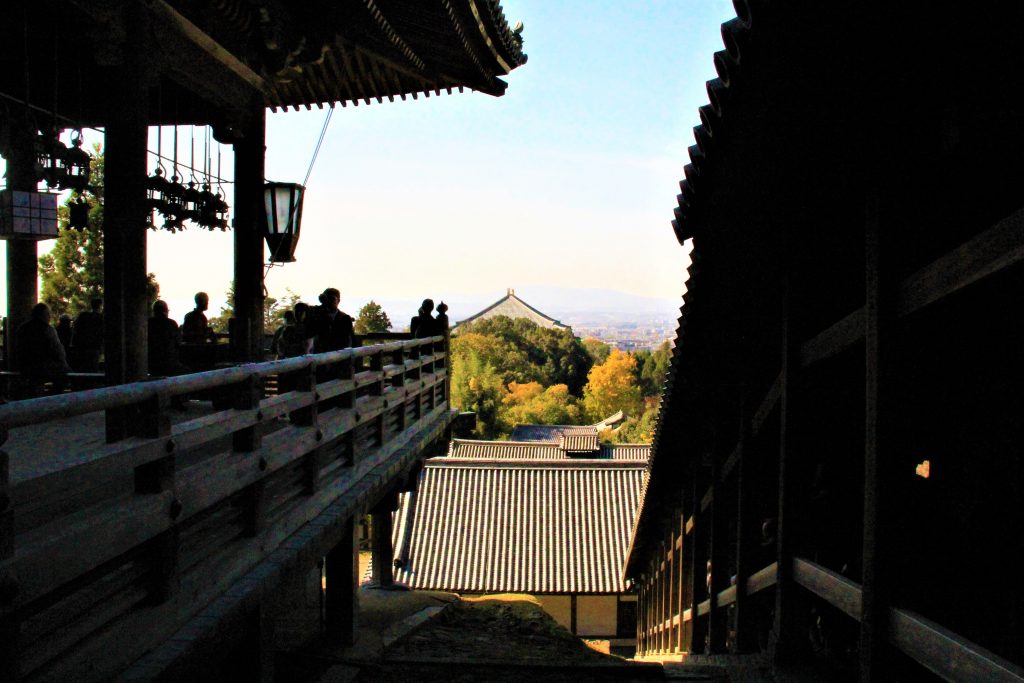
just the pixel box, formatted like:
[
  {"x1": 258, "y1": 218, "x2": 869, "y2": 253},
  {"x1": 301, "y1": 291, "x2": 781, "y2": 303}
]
[
  {"x1": 626, "y1": 1, "x2": 1024, "y2": 680},
  {"x1": 452, "y1": 288, "x2": 571, "y2": 333},
  {"x1": 0, "y1": 2, "x2": 525, "y2": 680},
  {"x1": 385, "y1": 436, "x2": 649, "y2": 647}
]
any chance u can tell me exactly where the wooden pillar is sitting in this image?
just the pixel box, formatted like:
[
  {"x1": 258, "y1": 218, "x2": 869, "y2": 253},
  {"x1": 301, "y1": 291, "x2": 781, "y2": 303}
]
[
  {"x1": 325, "y1": 516, "x2": 359, "y2": 645},
  {"x1": 2, "y1": 112, "x2": 38, "y2": 365},
  {"x1": 708, "y1": 458, "x2": 729, "y2": 653},
  {"x1": 733, "y1": 406, "x2": 757, "y2": 652},
  {"x1": 232, "y1": 102, "x2": 266, "y2": 363},
  {"x1": 861, "y1": 191, "x2": 894, "y2": 680},
  {"x1": 689, "y1": 464, "x2": 708, "y2": 654},
  {"x1": 370, "y1": 493, "x2": 396, "y2": 588},
  {"x1": 637, "y1": 582, "x2": 644, "y2": 653},
  {"x1": 676, "y1": 510, "x2": 687, "y2": 653},
  {"x1": 104, "y1": 3, "x2": 151, "y2": 441}
]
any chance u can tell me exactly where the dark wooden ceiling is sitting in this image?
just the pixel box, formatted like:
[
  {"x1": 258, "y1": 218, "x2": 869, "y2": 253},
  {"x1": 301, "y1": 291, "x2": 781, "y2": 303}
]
[{"x1": 0, "y1": 0, "x2": 527, "y2": 130}]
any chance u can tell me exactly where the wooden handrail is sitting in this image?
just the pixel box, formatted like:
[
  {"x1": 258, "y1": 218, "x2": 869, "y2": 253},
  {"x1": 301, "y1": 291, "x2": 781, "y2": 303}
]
[
  {"x1": 0, "y1": 336, "x2": 442, "y2": 429},
  {"x1": 0, "y1": 334, "x2": 452, "y2": 678},
  {"x1": 791, "y1": 557, "x2": 1024, "y2": 682}
]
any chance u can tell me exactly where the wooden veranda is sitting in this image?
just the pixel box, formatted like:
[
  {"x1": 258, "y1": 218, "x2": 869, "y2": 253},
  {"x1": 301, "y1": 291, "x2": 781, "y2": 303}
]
[
  {"x1": 627, "y1": 1, "x2": 1024, "y2": 681},
  {"x1": 1, "y1": 1, "x2": 526, "y2": 679}
]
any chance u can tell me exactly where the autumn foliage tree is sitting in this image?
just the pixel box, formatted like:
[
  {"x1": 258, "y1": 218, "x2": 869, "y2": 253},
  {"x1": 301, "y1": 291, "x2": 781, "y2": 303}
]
[{"x1": 582, "y1": 349, "x2": 643, "y2": 422}]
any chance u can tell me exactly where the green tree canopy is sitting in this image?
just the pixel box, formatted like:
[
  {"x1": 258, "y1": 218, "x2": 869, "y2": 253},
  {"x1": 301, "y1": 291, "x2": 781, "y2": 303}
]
[
  {"x1": 455, "y1": 316, "x2": 592, "y2": 395},
  {"x1": 450, "y1": 348, "x2": 506, "y2": 439},
  {"x1": 635, "y1": 340, "x2": 672, "y2": 397},
  {"x1": 500, "y1": 382, "x2": 581, "y2": 432},
  {"x1": 354, "y1": 300, "x2": 393, "y2": 334},
  {"x1": 582, "y1": 337, "x2": 611, "y2": 366},
  {"x1": 209, "y1": 283, "x2": 289, "y2": 335}
]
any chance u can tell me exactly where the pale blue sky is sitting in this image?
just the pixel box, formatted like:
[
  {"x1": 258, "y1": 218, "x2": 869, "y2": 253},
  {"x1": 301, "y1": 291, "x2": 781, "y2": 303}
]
[{"x1": 1, "y1": 1, "x2": 736, "y2": 320}]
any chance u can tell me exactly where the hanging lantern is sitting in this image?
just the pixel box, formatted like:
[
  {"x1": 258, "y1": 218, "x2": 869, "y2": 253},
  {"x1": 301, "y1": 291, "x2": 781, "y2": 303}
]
[
  {"x1": 262, "y1": 181, "x2": 304, "y2": 262},
  {"x1": 63, "y1": 130, "x2": 92, "y2": 192},
  {"x1": 211, "y1": 189, "x2": 229, "y2": 231},
  {"x1": 182, "y1": 181, "x2": 203, "y2": 224},
  {"x1": 67, "y1": 194, "x2": 90, "y2": 230},
  {"x1": 34, "y1": 130, "x2": 69, "y2": 189},
  {"x1": 161, "y1": 174, "x2": 187, "y2": 232},
  {"x1": 146, "y1": 168, "x2": 170, "y2": 215}
]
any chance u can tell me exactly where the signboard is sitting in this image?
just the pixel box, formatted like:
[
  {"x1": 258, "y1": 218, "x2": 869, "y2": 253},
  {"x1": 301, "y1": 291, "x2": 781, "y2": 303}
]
[{"x1": 0, "y1": 190, "x2": 59, "y2": 240}]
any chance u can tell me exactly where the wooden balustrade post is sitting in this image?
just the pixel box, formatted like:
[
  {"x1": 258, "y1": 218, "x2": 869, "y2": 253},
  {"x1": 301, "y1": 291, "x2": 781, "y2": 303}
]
[
  {"x1": 325, "y1": 517, "x2": 359, "y2": 645},
  {"x1": 134, "y1": 392, "x2": 171, "y2": 440},
  {"x1": 407, "y1": 341, "x2": 421, "y2": 382},
  {"x1": 233, "y1": 375, "x2": 263, "y2": 452},
  {"x1": 370, "y1": 351, "x2": 385, "y2": 446},
  {"x1": 291, "y1": 362, "x2": 318, "y2": 427},
  {"x1": 133, "y1": 422, "x2": 180, "y2": 604},
  {"x1": 391, "y1": 346, "x2": 405, "y2": 389}
]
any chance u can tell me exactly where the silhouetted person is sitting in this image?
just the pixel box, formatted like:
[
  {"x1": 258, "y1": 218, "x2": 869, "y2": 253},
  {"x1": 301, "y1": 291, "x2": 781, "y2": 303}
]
[
  {"x1": 148, "y1": 300, "x2": 189, "y2": 377},
  {"x1": 55, "y1": 313, "x2": 73, "y2": 354},
  {"x1": 309, "y1": 288, "x2": 353, "y2": 353},
  {"x1": 70, "y1": 297, "x2": 103, "y2": 371},
  {"x1": 182, "y1": 291, "x2": 214, "y2": 344},
  {"x1": 277, "y1": 303, "x2": 312, "y2": 358},
  {"x1": 15, "y1": 303, "x2": 71, "y2": 389},
  {"x1": 410, "y1": 299, "x2": 437, "y2": 338}
]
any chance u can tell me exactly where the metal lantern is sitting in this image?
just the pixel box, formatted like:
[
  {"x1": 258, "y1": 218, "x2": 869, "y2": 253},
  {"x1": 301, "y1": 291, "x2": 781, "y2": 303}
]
[
  {"x1": 63, "y1": 131, "x2": 92, "y2": 192},
  {"x1": 262, "y1": 181, "x2": 305, "y2": 263},
  {"x1": 35, "y1": 130, "x2": 69, "y2": 189},
  {"x1": 197, "y1": 183, "x2": 228, "y2": 230},
  {"x1": 146, "y1": 168, "x2": 171, "y2": 215},
  {"x1": 182, "y1": 181, "x2": 203, "y2": 224},
  {"x1": 67, "y1": 195, "x2": 90, "y2": 230},
  {"x1": 161, "y1": 174, "x2": 188, "y2": 232}
]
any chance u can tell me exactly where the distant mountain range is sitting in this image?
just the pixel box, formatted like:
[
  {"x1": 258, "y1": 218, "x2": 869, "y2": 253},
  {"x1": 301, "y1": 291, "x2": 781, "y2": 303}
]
[{"x1": 350, "y1": 286, "x2": 683, "y2": 329}]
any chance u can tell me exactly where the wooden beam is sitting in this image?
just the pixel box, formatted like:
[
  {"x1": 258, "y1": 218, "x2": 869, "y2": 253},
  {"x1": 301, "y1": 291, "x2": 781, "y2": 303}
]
[
  {"x1": 792, "y1": 557, "x2": 861, "y2": 620},
  {"x1": 890, "y1": 609, "x2": 1024, "y2": 683},
  {"x1": 800, "y1": 204, "x2": 1024, "y2": 369},
  {"x1": 751, "y1": 372, "x2": 782, "y2": 436},
  {"x1": 141, "y1": 0, "x2": 266, "y2": 94}
]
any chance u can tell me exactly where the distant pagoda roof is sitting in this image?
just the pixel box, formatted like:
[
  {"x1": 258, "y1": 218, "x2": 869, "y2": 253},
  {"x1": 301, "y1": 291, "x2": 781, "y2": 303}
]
[{"x1": 453, "y1": 289, "x2": 570, "y2": 333}]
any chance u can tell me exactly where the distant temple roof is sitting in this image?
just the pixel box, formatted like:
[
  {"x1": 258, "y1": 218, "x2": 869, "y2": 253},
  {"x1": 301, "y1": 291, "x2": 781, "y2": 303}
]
[
  {"x1": 447, "y1": 438, "x2": 650, "y2": 461},
  {"x1": 391, "y1": 445, "x2": 648, "y2": 594},
  {"x1": 453, "y1": 289, "x2": 571, "y2": 333},
  {"x1": 510, "y1": 411, "x2": 628, "y2": 444}
]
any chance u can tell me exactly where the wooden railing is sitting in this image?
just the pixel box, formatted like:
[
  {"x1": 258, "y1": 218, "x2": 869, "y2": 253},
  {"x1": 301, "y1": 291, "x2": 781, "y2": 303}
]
[
  {"x1": 637, "y1": 504, "x2": 1024, "y2": 682},
  {"x1": 0, "y1": 334, "x2": 451, "y2": 681}
]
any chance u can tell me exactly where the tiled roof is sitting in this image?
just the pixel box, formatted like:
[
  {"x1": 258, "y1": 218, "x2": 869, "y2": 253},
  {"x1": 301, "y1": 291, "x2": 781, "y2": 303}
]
[
  {"x1": 453, "y1": 290, "x2": 570, "y2": 332},
  {"x1": 447, "y1": 439, "x2": 650, "y2": 461},
  {"x1": 560, "y1": 432, "x2": 599, "y2": 452},
  {"x1": 392, "y1": 457, "x2": 646, "y2": 593},
  {"x1": 509, "y1": 424, "x2": 583, "y2": 442}
]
